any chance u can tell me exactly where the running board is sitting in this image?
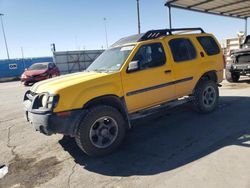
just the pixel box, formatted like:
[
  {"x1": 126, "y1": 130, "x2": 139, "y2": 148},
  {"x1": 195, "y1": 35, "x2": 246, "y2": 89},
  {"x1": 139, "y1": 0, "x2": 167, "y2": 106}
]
[{"x1": 128, "y1": 97, "x2": 193, "y2": 121}]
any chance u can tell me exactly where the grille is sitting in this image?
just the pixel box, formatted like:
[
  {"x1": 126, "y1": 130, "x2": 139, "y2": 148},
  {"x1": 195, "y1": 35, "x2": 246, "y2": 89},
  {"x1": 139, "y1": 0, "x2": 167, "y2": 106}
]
[{"x1": 237, "y1": 54, "x2": 250, "y2": 64}]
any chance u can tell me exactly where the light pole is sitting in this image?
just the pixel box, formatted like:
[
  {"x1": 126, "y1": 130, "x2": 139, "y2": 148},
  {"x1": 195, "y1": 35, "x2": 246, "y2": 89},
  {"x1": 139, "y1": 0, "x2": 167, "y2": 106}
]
[
  {"x1": 103, "y1": 18, "x2": 108, "y2": 49},
  {"x1": 136, "y1": 0, "x2": 141, "y2": 34},
  {"x1": 0, "y1": 13, "x2": 10, "y2": 59}
]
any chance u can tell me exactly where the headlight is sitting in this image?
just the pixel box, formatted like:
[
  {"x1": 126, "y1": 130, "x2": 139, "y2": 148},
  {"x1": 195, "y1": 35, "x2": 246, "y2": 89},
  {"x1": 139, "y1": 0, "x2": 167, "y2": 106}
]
[
  {"x1": 41, "y1": 94, "x2": 48, "y2": 107},
  {"x1": 40, "y1": 72, "x2": 48, "y2": 77},
  {"x1": 39, "y1": 93, "x2": 59, "y2": 110}
]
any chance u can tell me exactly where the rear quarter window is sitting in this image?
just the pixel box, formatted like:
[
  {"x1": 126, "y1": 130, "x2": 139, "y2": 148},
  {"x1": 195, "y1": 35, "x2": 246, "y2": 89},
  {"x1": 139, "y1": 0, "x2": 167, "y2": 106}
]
[
  {"x1": 197, "y1": 36, "x2": 220, "y2": 56},
  {"x1": 169, "y1": 38, "x2": 197, "y2": 62}
]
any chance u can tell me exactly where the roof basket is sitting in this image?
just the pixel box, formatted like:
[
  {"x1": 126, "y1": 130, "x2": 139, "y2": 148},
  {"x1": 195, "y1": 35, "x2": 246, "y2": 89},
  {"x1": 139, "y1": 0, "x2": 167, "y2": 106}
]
[{"x1": 139, "y1": 27, "x2": 205, "y2": 41}]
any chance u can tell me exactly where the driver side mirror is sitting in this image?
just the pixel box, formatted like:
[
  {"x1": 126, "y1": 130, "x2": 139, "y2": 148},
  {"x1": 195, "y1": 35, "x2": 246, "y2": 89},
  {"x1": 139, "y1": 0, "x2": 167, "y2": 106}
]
[{"x1": 127, "y1": 61, "x2": 139, "y2": 73}]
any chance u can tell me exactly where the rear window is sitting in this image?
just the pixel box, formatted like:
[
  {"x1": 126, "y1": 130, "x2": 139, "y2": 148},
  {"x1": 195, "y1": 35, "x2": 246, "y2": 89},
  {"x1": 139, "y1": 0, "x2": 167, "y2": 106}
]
[
  {"x1": 169, "y1": 38, "x2": 196, "y2": 62},
  {"x1": 197, "y1": 36, "x2": 220, "y2": 56}
]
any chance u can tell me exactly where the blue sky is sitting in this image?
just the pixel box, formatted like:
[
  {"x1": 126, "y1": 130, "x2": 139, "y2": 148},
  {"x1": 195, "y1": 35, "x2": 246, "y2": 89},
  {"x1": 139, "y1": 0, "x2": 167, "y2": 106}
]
[{"x1": 0, "y1": 0, "x2": 249, "y2": 59}]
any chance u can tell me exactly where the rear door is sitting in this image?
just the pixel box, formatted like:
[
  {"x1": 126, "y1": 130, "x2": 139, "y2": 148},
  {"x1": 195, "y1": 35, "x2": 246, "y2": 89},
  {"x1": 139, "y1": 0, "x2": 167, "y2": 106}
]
[{"x1": 166, "y1": 37, "x2": 200, "y2": 97}]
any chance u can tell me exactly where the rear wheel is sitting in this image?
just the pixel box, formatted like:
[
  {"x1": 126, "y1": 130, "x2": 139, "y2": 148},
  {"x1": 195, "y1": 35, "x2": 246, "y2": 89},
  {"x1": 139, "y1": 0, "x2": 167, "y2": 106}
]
[
  {"x1": 75, "y1": 105, "x2": 126, "y2": 156},
  {"x1": 192, "y1": 80, "x2": 219, "y2": 113},
  {"x1": 225, "y1": 70, "x2": 240, "y2": 83}
]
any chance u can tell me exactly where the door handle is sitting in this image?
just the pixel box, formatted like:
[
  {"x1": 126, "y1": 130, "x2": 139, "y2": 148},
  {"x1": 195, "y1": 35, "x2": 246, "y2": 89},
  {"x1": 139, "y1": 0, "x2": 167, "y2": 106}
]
[{"x1": 164, "y1": 70, "x2": 172, "y2": 74}]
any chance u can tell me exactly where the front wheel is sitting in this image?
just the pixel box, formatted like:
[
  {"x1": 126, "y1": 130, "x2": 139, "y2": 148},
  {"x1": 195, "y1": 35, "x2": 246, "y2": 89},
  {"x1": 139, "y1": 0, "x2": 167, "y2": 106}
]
[
  {"x1": 75, "y1": 105, "x2": 126, "y2": 156},
  {"x1": 225, "y1": 70, "x2": 240, "y2": 83},
  {"x1": 192, "y1": 80, "x2": 219, "y2": 113}
]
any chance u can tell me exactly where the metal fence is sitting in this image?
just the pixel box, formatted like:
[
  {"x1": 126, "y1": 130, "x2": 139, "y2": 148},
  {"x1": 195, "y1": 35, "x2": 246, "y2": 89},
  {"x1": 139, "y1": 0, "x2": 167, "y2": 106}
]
[{"x1": 53, "y1": 50, "x2": 104, "y2": 74}]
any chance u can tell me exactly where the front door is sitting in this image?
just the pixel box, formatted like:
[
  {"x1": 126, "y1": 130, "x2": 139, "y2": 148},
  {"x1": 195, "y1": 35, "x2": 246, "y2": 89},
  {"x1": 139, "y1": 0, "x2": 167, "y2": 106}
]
[{"x1": 121, "y1": 42, "x2": 175, "y2": 113}]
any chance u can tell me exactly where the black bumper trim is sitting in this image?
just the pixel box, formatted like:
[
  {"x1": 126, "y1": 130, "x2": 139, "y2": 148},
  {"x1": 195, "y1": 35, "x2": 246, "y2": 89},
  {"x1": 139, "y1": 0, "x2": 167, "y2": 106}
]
[{"x1": 26, "y1": 109, "x2": 87, "y2": 136}]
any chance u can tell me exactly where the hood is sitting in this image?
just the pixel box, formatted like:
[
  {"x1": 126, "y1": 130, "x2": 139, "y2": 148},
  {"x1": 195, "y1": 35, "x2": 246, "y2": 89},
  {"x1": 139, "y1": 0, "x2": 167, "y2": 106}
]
[
  {"x1": 24, "y1": 69, "x2": 48, "y2": 76},
  {"x1": 31, "y1": 71, "x2": 109, "y2": 93}
]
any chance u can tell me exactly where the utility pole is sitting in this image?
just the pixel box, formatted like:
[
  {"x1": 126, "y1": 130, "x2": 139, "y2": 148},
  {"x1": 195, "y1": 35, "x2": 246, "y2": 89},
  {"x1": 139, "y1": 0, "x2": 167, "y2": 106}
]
[
  {"x1": 164, "y1": 2, "x2": 172, "y2": 29},
  {"x1": 136, "y1": 0, "x2": 141, "y2": 34},
  {"x1": 21, "y1": 47, "x2": 24, "y2": 59},
  {"x1": 245, "y1": 18, "x2": 248, "y2": 35},
  {"x1": 103, "y1": 18, "x2": 108, "y2": 49},
  {"x1": 21, "y1": 47, "x2": 26, "y2": 69},
  {"x1": 0, "y1": 13, "x2": 10, "y2": 59}
]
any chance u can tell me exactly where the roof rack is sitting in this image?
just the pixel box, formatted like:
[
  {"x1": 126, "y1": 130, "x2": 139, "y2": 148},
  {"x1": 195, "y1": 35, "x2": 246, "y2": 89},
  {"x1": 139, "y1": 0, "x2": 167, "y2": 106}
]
[{"x1": 139, "y1": 27, "x2": 205, "y2": 41}]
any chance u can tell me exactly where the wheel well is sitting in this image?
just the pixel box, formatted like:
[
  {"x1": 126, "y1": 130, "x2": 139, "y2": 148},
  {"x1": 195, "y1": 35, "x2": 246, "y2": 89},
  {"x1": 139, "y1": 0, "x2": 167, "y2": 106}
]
[
  {"x1": 199, "y1": 71, "x2": 218, "y2": 83},
  {"x1": 193, "y1": 71, "x2": 218, "y2": 93},
  {"x1": 83, "y1": 95, "x2": 130, "y2": 129}
]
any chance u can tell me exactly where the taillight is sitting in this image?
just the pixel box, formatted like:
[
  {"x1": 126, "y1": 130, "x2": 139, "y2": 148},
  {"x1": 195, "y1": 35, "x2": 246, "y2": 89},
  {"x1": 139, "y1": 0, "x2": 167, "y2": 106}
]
[{"x1": 223, "y1": 55, "x2": 226, "y2": 69}]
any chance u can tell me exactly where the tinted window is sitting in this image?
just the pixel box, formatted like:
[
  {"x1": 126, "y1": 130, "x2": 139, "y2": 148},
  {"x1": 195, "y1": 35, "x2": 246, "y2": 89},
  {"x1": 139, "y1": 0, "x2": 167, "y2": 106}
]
[
  {"x1": 169, "y1": 38, "x2": 196, "y2": 62},
  {"x1": 197, "y1": 36, "x2": 220, "y2": 56},
  {"x1": 132, "y1": 43, "x2": 166, "y2": 69}
]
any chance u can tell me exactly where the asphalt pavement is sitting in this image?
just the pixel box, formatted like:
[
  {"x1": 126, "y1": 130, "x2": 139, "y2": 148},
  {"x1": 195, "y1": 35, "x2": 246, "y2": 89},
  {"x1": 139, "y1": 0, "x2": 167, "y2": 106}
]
[{"x1": 0, "y1": 79, "x2": 249, "y2": 188}]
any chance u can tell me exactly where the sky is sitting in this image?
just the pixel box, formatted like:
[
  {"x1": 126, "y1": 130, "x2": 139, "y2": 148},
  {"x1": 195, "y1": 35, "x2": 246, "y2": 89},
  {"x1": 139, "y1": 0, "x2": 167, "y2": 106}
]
[{"x1": 0, "y1": 0, "x2": 249, "y2": 60}]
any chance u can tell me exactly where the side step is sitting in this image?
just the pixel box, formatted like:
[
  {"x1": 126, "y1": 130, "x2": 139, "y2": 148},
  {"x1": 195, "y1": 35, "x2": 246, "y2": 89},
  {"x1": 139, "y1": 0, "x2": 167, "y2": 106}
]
[{"x1": 128, "y1": 97, "x2": 193, "y2": 121}]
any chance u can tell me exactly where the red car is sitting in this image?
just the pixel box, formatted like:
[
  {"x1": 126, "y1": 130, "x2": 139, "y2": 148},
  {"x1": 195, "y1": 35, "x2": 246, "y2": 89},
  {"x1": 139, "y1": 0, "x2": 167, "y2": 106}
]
[{"x1": 21, "y1": 62, "x2": 60, "y2": 86}]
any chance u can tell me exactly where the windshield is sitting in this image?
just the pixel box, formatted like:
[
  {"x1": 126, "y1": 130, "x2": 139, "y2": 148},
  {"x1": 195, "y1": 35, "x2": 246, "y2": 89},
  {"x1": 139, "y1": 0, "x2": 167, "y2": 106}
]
[
  {"x1": 28, "y1": 63, "x2": 48, "y2": 70},
  {"x1": 87, "y1": 45, "x2": 134, "y2": 72}
]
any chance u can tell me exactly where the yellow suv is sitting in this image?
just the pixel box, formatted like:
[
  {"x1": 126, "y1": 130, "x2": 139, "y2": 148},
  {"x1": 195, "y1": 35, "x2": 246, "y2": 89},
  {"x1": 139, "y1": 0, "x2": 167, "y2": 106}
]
[{"x1": 24, "y1": 28, "x2": 224, "y2": 156}]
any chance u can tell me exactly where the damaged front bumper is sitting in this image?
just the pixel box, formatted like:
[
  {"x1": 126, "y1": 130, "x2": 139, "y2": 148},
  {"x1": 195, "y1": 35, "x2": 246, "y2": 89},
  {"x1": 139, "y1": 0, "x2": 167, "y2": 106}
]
[{"x1": 23, "y1": 90, "x2": 85, "y2": 136}]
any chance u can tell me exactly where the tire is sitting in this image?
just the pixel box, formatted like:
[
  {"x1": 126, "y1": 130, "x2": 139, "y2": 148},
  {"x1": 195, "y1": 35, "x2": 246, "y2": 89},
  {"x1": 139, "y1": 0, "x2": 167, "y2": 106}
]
[
  {"x1": 225, "y1": 70, "x2": 240, "y2": 83},
  {"x1": 24, "y1": 82, "x2": 29, "y2": 86},
  {"x1": 75, "y1": 105, "x2": 126, "y2": 156},
  {"x1": 192, "y1": 80, "x2": 219, "y2": 113}
]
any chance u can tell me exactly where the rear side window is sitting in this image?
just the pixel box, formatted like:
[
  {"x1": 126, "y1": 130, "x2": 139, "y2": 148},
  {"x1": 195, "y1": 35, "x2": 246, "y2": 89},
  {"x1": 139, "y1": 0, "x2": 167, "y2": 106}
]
[
  {"x1": 197, "y1": 36, "x2": 220, "y2": 56},
  {"x1": 169, "y1": 38, "x2": 196, "y2": 62}
]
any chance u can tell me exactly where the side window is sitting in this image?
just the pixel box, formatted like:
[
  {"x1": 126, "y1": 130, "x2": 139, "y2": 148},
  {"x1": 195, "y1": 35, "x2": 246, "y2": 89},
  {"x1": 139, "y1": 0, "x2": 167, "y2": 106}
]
[
  {"x1": 169, "y1": 38, "x2": 196, "y2": 62},
  {"x1": 197, "y1": 36, "x2": 220, "y2": 56},
  {"x1": 132, "y1": 43, "x2": 166, "y2": 69}
]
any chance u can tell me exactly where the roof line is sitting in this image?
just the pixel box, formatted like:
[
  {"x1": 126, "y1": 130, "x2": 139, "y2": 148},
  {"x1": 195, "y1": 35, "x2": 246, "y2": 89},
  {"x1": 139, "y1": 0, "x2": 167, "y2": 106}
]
[
  {"x1": 231, "y1": 9, "x2": 250, "y2": 17},
  {"x1": 205, "y1": 0, "x2": 249, "y2": 11},
  {"x1": 167, "y1": 4, "x2": 248, "y2": 19},
  {"x1": 187, "y1": 0, "x2": 214, "y2": 8},
  {"x1": 221, "y1": 5, "x2": 250, "y2": 14}
]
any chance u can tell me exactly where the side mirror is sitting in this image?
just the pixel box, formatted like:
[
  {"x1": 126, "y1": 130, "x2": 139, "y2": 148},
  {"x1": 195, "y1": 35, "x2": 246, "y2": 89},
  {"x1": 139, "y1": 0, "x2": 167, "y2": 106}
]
[{"x1": 127, "y1": 61, "x2": 139, "y2": 73}]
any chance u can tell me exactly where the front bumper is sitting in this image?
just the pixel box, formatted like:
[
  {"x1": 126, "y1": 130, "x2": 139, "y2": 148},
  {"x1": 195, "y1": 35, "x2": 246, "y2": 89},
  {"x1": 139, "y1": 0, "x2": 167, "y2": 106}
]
[
  {"x1": 227, "y1": 63, "x2": 250, "y2": 74},
  {"x1": 23, "y1": 90, "x2": 86, "y2": 136},
  {"x1": 25, "y1": 110, "x2": 85, "y2": 136},
  {"x1": 21, "y1": 75, "x2": 48, "y2": 83}
]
